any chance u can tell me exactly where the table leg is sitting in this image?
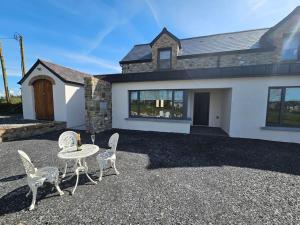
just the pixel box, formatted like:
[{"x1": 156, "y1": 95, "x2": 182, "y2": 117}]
[
  {"x1": 83, "y1": 159, "x2": 97, "y2": 184},
  {"x1": 70, "y1": 159, "x2": 97, "y2": 195},
  {"x1": 62, "y1": 160, "x2": 79, "y2": 182},
  {"x1": 72, "y1": 167, "x2": 80, "y2": 195}
]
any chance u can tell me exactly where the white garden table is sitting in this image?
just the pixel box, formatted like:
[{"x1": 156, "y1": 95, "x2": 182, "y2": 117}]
[{"x1": 57, "y1": 144, "x2": 99, "y2": 195}]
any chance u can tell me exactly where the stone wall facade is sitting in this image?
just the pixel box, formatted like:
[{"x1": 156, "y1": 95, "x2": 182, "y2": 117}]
[
  {"x1": 85, "y1": 77, "x2": 112, "y2": 133},
  {"x1": 121, "y1": 61, "x2": 153, "y2": 73},
  {"x1": 122, "y1": 51, "x2": 275, "y2": 73},
  {"x1": 0, "y1": 121, "x2": 66, "y2": 142},
  {"x1": 151, "y1": 33, "x2": 179, "y2": 70}
]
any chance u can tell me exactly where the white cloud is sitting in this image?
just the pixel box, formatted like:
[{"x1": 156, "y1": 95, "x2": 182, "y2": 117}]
[
  {"x1": 248, "y1": 0, "x2": 268, "y2": 12},
  {"x1": 59, "y1": 51, "x2": 121, "y2": 73},
  {"x1": 83, "y1": 25, "x2": 117, "y2": 55},
  {"x1": 145, "y1": 0, "x2": 161, "y2": 28}
]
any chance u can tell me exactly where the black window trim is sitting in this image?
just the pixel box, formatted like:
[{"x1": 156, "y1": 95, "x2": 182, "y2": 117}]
[
  {"x1": 157, "y1": 47, "x2": 172, "y2": 71},
  {"x1": 128, "y1": 89, "x2": 187, "y2": 120},
  {"x1": 266, "y1": 86, "x2": 300, "y2": 128}
]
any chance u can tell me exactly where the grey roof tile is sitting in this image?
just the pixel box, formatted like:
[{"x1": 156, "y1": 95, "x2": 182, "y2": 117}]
[
  {"x1": 121, "y1": 28, "x2": 269, "y2": 62},
  {"x1": 19, "y1": 59, "x2": 91, "y2": 85},
  {"x1": 40, "y1": 60, "x2": 90, "y2": 84}
]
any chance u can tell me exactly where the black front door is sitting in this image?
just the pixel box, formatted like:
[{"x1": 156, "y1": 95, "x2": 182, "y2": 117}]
[{"x1": 193, "y1": 92, "x2": 210, "y2": 125}]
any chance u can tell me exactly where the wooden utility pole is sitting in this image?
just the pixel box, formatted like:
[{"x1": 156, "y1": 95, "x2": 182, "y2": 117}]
[
  {"x1": 14, "y1": 33, "x2": 26, "y2": 77},
  {"x1": 0, "y1": 42, "x2": 10, "y2": 103}
]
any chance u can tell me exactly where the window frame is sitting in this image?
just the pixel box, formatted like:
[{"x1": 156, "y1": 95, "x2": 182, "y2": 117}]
[
  {"x1": 280, "y1": 33, "x2": 300, "y2": 62},
  {"x1": 266, "y1": 86, "x2": 300, "y2": 128},
  {"x1": 157, "y1": 47, "x2": 172, "y2": 70},
  {"x1": 128, "y1": 89, "x2": 187, "y2": 120}
]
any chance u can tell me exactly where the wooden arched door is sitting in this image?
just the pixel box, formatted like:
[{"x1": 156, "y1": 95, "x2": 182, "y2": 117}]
[{"x1": 33, "y1": 79, "x2": 54, "y2": 120}]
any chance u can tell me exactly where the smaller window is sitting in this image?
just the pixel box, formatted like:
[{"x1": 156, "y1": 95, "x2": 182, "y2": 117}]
[
  {"x1": 281, "y1": 35, "x2": 299, "y2": 60},
  {"x1": 158, "y1": 49, "x2": 171, "y2": 70}
]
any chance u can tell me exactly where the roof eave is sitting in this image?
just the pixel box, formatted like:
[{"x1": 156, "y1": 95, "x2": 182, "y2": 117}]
[{"x1": 18, "y1": 59, "x2": 85, "y2": 86}]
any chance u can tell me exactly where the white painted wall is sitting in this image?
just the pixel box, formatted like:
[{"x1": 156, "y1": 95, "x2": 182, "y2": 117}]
[
  {"x1": 21, "y1": 63, "x2": 86, "y2": 130},
  {"x1": 21, "y1": 63, "x2": 66, "y2": 122},
  {"x1": 221, "y1": 89, "x2": 232, "y2": 134},
  {"x1": 65, "y1": 84, "x2": 86, "y2": 130},
  {"x1": 112, "y1": 75, "x2": 300, "y2": 143}
]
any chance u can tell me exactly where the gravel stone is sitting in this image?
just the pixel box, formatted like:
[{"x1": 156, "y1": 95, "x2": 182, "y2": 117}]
[{"x1": 0, "y1": 129, "x2": 300, "y2": 224}]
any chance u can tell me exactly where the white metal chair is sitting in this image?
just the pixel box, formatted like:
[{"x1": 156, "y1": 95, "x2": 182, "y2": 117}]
[
  {"x1": 17, "y1": 150, "x2": 64, "y2": 211},
  {"x1": 58, "y1": 131, "x2": 78, "y2": 178},
  {"x1": 96, "y1": 133, "x2": 120, "y2": 181}
]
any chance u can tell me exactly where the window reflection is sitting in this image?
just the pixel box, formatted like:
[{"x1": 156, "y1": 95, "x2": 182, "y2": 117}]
[
  {"x1": 282, "y1": 88, "x2": 300, "y2": 126},
  {"x1": 129, "y1": 90, "x2": 185, "y2": 119},
  {"x1": 267, "y1": 88, "x2": 282, "y2": 124},
  {"x1": 266, "y1": 87, "x2": 300, "y2": 126}
]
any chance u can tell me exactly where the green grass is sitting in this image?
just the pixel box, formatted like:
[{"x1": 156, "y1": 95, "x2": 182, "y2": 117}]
[{"x1": 0, "y1": 96, "x2": 22, "y2": 115}]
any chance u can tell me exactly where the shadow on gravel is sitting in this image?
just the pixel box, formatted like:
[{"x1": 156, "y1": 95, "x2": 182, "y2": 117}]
[
  {"x1": 0, "y1": 184, "x2": 62, "y2": 215},
  {"x1": 17, "y1": 129, "x2": 300, "y2": 176},
  {"x1": 0, "y1": 174, "x2": 26, "y2": 183},
  {"x1": 0, "y1": 174, "x2": 99, "y2": 215}
]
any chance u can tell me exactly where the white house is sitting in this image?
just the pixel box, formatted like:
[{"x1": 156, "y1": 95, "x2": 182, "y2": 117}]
[
  {"x1": 19, "y1": 7, "x2": 300, "y2": 144},
  {"x1": 18, "y1": 59, "x2": 89, "y2": 129},
  {"x1": 85, "y1": 7, "x2": 300, "y2": 144}
]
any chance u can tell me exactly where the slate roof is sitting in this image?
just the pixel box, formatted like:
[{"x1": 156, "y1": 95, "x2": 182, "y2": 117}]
[
  {"x1": 120, "y1": 28, "x2": 270, "y2": 63},
  {"x1": 19, "y1": 59, "x2": 91, "y2": 85}
]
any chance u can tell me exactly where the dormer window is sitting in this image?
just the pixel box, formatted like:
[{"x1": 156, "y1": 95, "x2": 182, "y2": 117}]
[
  {"x1": 281, "y1": 35, "x2": 300, "y2": 60},
  {"x1": 158, "y1": 48, "x2": 171, "y2": 70}
]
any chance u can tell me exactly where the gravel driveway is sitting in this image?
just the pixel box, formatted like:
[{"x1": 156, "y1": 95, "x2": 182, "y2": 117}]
[{"x1": 0, "y1": 129, "x2": 300, "y2": 224}]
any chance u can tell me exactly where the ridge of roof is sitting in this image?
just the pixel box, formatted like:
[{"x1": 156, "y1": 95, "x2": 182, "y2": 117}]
[
  {"x1": 180, "y1": 27, "x2": 269, "y2": 41},
  {"x1": 131, "y1": 27, "x2": 270, "y2": 46}
]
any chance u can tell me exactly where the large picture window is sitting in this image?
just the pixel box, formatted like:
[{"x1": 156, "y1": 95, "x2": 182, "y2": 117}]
[
  {"x1": 266, "y1": 87, "x2": 300, "y2": 127},
  {"x1": 129, "y1": 90, "x2": 186, "y2": 119}
]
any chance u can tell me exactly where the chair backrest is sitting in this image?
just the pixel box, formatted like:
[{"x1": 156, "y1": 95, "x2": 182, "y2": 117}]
[
  {"x1": 17, "y1": 150, "x2": 36, "y2": 175},
  {"x1": 58, "y1": 131, "x2": 78, "y2": 149},
  {"x1": 108, "y1": 133, "x2": 119, "y2": 152}
]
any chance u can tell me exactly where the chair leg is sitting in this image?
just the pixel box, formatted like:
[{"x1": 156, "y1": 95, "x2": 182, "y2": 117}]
[
  {"x1": 26, "y1": 188, "x2": 31, "y2": 197},
  {"x1": 98, "y1": 162, "x2": 104, "y2": 181},
  {"x1": 112, "y1": 160, "x2": 119, "y2": 175},
  {"x1": 54, "y1": 176, "x2": 64, "y2": 196},
  {"x1": 72, "y1": 168, "x2": 80, "y2": 195},
  {"x1": 29, "y1": 186, "x2": 37, "y2": 211},
  {"x1": 62, "y1": 162, "x2": 68, "y2": 178}
]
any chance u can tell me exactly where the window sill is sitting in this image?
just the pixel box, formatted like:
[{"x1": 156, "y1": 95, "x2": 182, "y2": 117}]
[
  {"x1": 125, "y1": 117, "x2": 192, "y2": 124},
  {"x1": 261, "y1": 126, "x2": 300, "y2": 132}
]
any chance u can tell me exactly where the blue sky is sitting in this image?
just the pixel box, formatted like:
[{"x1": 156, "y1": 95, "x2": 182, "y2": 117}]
[{"x1": 0, "y1": 0, "x2": 299, "y2": 96}]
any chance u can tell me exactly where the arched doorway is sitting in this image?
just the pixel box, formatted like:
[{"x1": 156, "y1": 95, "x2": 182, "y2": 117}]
[{"x1": 33, "y1": 79, "x2": 54, "y2": 120}]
